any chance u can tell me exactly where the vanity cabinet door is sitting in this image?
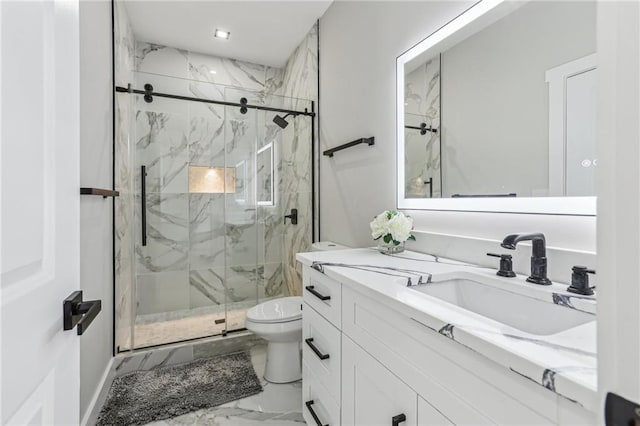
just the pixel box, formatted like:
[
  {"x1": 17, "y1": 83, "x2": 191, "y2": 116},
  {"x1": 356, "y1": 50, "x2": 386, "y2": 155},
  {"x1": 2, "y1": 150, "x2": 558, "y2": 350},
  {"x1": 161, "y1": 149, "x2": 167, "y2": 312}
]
[
  {"x1": 418, "y1": 396, "x2": 453, "y2": 426},
  {"x1": 342, "y1": 335, "x2": 417, "y2": 426}
]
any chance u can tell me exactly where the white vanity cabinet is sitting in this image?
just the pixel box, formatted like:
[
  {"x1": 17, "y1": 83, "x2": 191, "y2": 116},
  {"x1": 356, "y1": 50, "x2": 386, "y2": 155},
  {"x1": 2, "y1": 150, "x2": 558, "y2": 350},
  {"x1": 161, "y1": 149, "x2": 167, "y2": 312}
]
[
  {"x1": 342, "y1": 335, "x2": 451, "y2": 426},
  {"x1": 301, "y1": 266, "x2": 595, "y2": 426},
  {"x1": 302, "y1": 267, "x2": 343, "y2": 426}
]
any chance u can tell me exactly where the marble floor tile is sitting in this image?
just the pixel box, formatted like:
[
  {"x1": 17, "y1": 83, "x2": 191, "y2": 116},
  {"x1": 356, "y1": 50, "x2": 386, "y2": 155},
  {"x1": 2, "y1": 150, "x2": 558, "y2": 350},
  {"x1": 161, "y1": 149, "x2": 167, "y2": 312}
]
[{"x1": 143, "y1": 345, "x2": 303, "y2": 425}]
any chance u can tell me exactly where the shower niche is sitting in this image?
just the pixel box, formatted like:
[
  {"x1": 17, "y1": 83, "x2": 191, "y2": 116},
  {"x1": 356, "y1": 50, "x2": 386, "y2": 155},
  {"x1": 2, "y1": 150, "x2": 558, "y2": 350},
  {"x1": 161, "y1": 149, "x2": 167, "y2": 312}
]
[{"x1": 114, "y1": 24, "x2": 317, "y2": 351}]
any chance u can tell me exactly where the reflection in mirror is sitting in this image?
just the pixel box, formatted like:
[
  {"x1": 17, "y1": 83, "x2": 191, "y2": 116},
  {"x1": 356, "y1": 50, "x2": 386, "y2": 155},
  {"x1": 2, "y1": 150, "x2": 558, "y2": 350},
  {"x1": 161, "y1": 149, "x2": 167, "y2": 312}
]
[
  {"x1": 404, "y1": 55, "x2": 441, "y2": 198},
  {"x1": 398, "y1": 0, "x2": 597, "y2": 214}
]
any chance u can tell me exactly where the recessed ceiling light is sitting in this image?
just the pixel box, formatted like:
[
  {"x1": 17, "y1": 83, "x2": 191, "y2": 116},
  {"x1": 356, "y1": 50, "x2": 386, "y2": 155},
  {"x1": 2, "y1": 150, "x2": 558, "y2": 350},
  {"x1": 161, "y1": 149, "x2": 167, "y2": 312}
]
[
  {"x1": 209, "y1": 70, "x2": 217, "y2": 74},
  {"x1": 214, "y1": 29, "x2": 230, "y2": 40}
]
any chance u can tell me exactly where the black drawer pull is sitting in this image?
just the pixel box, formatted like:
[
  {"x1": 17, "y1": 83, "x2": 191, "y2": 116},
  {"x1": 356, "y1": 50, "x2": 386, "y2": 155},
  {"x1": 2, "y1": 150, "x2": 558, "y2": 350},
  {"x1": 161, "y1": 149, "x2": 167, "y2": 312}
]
[
  {"x1": 305, "y1": 338, "x2": 330, "y2": 360},
  {"x1": 392, "y1": 413, "x2": 406, "y2": 426},
  {"x1": 305, "y1": 400, "x2": 329, "y2": 426},
  {"x1": 305, "y1": 285, "x2": 331, "y2": 301}
]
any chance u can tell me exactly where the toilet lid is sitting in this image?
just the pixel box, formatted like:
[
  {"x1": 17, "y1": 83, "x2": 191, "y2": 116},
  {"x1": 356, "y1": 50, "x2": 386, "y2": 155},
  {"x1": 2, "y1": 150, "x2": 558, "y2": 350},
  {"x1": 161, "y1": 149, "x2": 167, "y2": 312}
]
[{"x1": 246, "y1": 296, "x2": 303, "y2": 323}]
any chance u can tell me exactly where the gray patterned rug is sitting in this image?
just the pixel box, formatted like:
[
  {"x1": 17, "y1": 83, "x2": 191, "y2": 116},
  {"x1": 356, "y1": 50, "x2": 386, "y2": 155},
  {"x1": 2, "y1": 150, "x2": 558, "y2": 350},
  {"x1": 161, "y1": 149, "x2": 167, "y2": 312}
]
[{"x1": 97, "y1": 351, "x2": 262, "y2": 426}]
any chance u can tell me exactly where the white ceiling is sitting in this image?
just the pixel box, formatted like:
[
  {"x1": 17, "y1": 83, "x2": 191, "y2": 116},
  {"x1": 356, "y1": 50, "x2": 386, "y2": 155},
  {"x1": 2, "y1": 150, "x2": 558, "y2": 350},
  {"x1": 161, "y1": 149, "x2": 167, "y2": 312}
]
[{"x1": 124, "y1": 1, "x2": 333, "y2": 68}]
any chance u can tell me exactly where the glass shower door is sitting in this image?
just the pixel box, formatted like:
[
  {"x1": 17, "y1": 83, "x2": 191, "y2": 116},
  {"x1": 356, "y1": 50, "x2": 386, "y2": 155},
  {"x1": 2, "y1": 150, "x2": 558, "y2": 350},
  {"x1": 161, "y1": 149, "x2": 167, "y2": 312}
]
[
  {"x1": 222, "y1": 87, "x2": 263, "y2": 333},
  {"x1": 132, "y1": 83, "x2": 193, "y2": 349},
  {"x1": 130, "y1": 75, "x2": 252, "y2": 349}
]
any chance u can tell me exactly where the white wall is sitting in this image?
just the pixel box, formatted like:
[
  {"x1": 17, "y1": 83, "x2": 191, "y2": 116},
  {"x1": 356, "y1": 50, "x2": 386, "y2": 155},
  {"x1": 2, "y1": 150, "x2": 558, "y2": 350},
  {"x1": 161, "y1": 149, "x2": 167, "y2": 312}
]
[
  {"x1": 319, "y1": 1, "x2": 596, "y2": 279},
  {"x1": 79, "y1": 0, "x2": 113, "y2": 420}
]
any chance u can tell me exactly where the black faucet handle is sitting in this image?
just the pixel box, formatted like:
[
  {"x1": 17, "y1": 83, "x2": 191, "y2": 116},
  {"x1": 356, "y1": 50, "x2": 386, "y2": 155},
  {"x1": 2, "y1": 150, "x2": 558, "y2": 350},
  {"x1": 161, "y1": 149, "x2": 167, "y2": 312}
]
[
  {"x1": 487, "y1": 253, "x2": 511, "y2": 259},
  {"x1": 568, "y1": 265, "x2": 595, "y2": 295},
  {"x1": 572, "y1": 265, "x2": 596, "y2": 275},
  {"x1": 487, "y1": 253, "x2": 516, "y2": 278}
]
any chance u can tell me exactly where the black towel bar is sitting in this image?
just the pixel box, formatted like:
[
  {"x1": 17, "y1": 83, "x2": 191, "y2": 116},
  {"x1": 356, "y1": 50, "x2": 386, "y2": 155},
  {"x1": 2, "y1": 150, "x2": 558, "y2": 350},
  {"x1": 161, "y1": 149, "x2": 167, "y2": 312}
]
[{"x1": 323, "y1": 137, "x2": 374, "y2": 157}]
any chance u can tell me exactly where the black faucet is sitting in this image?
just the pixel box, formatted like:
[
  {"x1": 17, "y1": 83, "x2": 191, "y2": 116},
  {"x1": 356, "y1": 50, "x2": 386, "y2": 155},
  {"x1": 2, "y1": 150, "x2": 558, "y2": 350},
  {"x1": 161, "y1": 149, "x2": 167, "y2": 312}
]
[{"x1": 500, "y1": 232, "x2": 552, "y2": 285}]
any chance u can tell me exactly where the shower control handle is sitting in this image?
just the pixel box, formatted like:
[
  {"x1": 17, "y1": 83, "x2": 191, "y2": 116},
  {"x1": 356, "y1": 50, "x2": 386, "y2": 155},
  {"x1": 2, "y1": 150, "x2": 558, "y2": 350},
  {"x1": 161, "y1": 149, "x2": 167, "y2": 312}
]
[{"x1": 284, "y1": 208, "x2": 298, "y2": 225}]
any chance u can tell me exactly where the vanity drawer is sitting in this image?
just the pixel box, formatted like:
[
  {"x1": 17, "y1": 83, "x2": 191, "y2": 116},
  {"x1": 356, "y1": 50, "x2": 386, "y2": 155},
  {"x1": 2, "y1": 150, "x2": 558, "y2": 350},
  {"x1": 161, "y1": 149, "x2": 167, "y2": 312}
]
[
  {"x1": 303, "y1": 302, "x2": 341, "y2": 402},
  {"x1": 303, "y1": 361, "x2": 340, "y2": 426},
  {"x1": 303, "y1": 266, "x2": 341, "y2": 328},
  {"x1": 342, "y1": 286, "x2": 557, "y2": 425}
]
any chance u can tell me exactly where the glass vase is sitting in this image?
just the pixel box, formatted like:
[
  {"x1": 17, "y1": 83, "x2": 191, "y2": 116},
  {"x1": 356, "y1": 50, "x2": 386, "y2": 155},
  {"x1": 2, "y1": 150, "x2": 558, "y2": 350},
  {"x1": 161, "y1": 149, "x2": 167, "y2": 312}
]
[{"x1": 377, "y1": 239, "x2": 405, "y2": 255}]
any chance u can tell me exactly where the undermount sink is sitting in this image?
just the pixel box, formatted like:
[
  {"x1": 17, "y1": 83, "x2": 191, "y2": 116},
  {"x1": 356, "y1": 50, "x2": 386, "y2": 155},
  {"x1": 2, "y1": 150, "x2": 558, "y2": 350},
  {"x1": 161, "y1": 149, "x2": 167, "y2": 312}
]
[{"x1": 410, "y1": 277, "x2": 595, "y2": 336}]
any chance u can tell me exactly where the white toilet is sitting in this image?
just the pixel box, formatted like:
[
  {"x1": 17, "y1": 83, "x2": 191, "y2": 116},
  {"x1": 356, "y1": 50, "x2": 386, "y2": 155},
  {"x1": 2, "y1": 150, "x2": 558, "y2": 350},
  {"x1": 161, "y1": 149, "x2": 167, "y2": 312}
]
[
  {"x1": 246, "y1": 242, "x2": 349, "y2": 383},
  {"x1": 246, "y1": 296, "x2": 303, "y2": 383}
]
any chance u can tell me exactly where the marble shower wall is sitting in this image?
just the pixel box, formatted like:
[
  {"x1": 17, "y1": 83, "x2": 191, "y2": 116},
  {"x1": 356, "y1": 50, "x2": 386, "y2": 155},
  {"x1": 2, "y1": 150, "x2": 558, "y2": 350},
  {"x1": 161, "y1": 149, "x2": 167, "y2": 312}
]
[
  {"x1": 129, "y1": 40, "x2": 307, "y2": 331},
  {"x1": 404, "y1": 55, "x2": 441, "y2": 198},
  {"x1": 280, "y1": 23, "x2": 319, "y2": 296},
  {"x1": 114, "y1": 0, "x2": 136, "y2": 351},
  {"x1": 115, "y1": 18, "x2": 317, "y2": 348}
]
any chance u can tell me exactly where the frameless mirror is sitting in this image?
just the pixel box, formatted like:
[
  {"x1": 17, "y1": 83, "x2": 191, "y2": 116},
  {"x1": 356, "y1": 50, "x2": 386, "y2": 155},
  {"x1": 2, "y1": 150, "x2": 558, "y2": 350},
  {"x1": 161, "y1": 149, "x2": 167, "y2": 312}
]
[{"x1": 397, "y1": 0, "x2": 597, "y2": 214}]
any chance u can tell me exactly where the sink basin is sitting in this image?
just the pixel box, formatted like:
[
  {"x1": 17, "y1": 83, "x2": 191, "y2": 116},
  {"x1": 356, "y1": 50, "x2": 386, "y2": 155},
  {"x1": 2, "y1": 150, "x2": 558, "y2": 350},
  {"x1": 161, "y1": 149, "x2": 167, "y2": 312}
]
[{"x1": 410, "y1": 277, "x2": 595, "y2": 336}]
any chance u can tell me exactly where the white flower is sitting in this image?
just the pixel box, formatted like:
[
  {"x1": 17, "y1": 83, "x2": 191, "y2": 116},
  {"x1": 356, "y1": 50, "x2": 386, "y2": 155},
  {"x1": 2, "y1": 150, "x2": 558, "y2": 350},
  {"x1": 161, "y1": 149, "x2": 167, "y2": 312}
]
[
  {"x1": 387, "y1": 213, "x2": 414, "y2": 242},
  {"x1": 370, "y1": 210, "x2": 415, "y2": 243},
  {"x1": 370, "y1": 211, "x2": 390, "y2": 240}
]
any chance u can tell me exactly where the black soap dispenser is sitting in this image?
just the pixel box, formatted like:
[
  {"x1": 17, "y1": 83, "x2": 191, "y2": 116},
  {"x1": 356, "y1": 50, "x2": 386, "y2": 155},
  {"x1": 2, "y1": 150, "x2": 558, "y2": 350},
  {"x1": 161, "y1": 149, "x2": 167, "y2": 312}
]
[{"x1": 567, "y1": 266, "x2": 595, "y2": 296}]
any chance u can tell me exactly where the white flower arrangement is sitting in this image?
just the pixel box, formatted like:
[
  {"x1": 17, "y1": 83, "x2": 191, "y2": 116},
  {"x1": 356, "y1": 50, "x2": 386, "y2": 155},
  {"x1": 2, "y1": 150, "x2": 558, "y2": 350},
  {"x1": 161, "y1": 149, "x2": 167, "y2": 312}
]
[{"x1": 370, "y1": 210, "x2": 416, "y2": 246}]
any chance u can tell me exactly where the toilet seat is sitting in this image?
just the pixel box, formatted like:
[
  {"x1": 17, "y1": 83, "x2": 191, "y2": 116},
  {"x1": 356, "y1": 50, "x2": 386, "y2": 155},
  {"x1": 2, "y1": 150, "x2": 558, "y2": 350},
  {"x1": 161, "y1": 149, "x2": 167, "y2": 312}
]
[{"x1": 246, "y1": 296, "x2": 302, "y2": 324}]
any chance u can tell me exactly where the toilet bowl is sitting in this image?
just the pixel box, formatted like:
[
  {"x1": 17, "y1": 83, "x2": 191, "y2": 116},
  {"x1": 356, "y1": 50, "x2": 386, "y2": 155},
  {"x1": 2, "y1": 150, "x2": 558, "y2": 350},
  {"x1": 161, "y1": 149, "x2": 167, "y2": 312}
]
[{"x1": 245, "y1": 296, "x2": 303, "y2": 383}]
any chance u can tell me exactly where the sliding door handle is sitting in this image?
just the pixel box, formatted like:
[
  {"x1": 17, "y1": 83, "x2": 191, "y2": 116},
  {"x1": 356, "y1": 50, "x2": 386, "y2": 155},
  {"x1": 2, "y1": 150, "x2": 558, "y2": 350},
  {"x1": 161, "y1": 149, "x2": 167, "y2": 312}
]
[
  {"x1": 63, "y1": 291, "x2": 102, "y2": 335},
  {"x1": 141, "y1": 165, "x2": 147, "y2": 246}
]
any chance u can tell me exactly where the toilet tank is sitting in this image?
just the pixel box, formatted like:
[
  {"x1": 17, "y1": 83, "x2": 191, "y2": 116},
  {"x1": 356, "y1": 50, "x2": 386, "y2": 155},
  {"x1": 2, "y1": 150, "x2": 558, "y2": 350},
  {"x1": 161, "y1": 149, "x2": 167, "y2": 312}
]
[{"x1": 311, "y1": 241, "x2": 350, "y2": 252}]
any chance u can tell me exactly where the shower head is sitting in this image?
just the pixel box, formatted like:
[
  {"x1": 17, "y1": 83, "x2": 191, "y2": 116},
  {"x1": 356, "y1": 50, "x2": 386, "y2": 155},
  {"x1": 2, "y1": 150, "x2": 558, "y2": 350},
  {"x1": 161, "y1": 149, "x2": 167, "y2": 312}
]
[{"x1": 273, "y1": 113, "x2": 292, "y2": 129}]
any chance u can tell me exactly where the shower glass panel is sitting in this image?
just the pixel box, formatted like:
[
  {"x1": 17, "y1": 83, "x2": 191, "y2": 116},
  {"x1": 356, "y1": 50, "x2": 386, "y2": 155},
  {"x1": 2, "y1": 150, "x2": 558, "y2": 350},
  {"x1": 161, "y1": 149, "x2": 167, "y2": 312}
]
[{"x1": 120, "y1": 71, "x2": 312, "y2": 350}]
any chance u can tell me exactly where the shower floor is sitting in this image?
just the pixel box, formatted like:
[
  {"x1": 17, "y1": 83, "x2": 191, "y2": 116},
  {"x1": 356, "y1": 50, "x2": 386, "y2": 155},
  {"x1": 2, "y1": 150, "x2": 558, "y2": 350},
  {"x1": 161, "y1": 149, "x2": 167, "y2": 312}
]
[{"x1": 126, "y1": 301, "x2": 257, "y2": 350}]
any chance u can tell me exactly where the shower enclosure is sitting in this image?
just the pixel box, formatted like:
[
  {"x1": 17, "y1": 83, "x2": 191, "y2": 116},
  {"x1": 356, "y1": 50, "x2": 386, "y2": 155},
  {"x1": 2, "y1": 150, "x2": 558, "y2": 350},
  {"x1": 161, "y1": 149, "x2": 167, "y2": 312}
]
[{"x1": 115, "y1": 72, "x2": 314, "y2": 351}]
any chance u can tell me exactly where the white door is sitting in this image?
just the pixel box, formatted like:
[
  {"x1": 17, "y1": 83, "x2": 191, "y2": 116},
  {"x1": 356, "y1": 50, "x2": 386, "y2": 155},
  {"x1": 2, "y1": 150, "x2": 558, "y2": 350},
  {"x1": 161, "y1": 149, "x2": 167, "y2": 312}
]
[
  {"x1": 546, "y1": 53, "x2": 597, "y2": 197},
  {"x1": 342, "y1": 336, "x2": 417, "y2": 426},
  {"x1": 1, "y1": 0, "x2": 81, "y2": 424},
  {"x1": 597, "y1": 2, "x2": 640, "y2": 423}
]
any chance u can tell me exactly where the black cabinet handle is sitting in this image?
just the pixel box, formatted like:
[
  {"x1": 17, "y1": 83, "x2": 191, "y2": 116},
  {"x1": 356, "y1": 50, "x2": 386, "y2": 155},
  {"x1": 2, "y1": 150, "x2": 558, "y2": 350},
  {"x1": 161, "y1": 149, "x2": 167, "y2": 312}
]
[
  {"x1": 392, "y1": 413, "x2": 406, "y2": 426},
  {"x1": 305, "y1": 400, "x2": 329, "y2": 426},
  {"x1": 305, "y1": 285, "x2": 330, "y2": 301},
  {"x1": 63, "y1": 291, "x2": 102, "y2": 335},
  {"x1": 305, "y1": 338, "x2": 330, "y2": 360}
]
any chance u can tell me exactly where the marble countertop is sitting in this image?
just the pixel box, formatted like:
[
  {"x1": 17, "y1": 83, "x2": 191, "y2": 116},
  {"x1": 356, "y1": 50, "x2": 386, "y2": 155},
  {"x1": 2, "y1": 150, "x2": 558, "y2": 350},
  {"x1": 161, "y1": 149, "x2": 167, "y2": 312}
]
[{"x1": 296, "y1": 248, "x2": 597, "y2": 411}]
